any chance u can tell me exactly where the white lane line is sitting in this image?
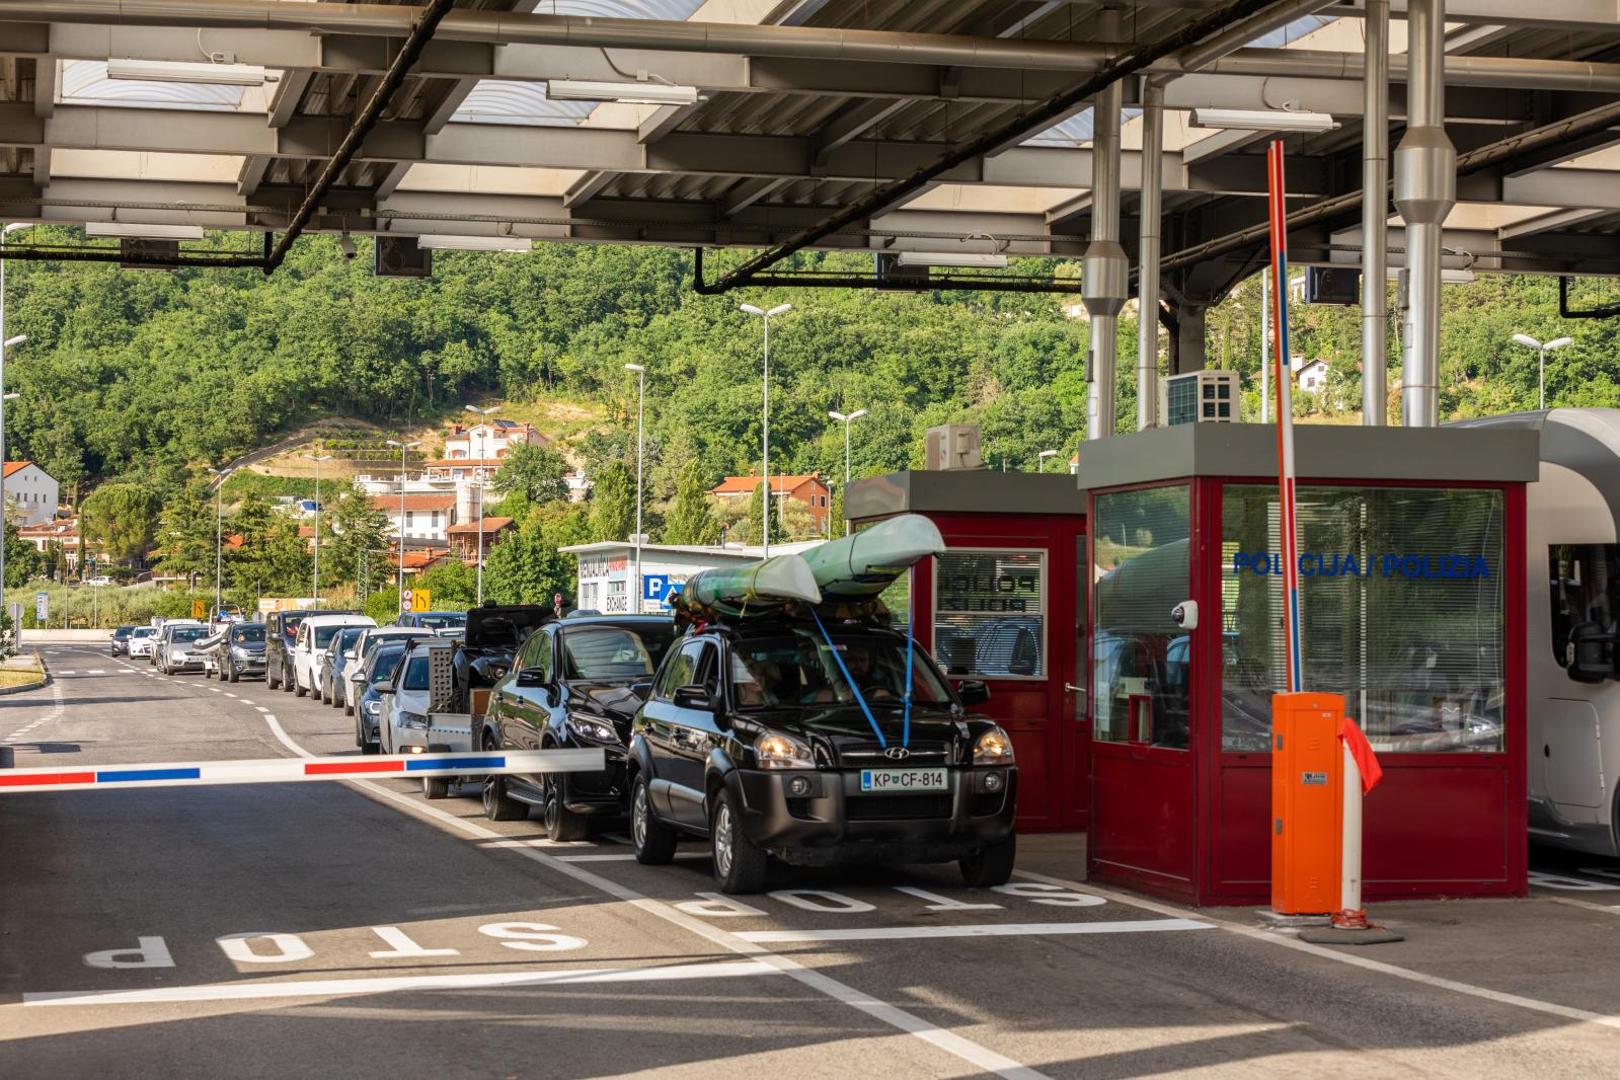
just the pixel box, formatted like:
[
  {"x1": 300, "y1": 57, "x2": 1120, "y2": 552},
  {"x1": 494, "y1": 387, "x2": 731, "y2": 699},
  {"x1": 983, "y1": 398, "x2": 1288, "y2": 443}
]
[
  {"x1": 1010, "y1": 868, "x2": 1620, "y2": 1033},
  {"x1": 238, "y1": 699, "x2": 255, "y2": 705},
  {"x1": 255, "y1": 707, "x2": 270, "y2": 714},
  {"x1": 735, "y1": 919, "x2": 1211, "y2": 944},
  {"x1": 224, "y1": 693, "x2": 238, "y2": 699},
  {"x1": 86, "y1": 669, "x2": 105, "y2": 675},
  {"x1": 252, "y1": 714, "x2": 1044, "y2": 1080},
  {"x1": 555, "y1": 852, "x2": 710, "y2": 863},
  {"x1": 21, "y1": 959, "x2": 778, "y2": 1006},
  {"x1": 55, "y1": 670, "x2": 75, "y2": 676}
]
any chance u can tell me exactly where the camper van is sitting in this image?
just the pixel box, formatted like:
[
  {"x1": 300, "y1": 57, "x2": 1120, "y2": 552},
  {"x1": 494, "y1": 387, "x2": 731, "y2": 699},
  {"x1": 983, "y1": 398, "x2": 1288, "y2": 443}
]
[{"x1": 1458, "y1": 408, "x2": 1620, "y2": 856}]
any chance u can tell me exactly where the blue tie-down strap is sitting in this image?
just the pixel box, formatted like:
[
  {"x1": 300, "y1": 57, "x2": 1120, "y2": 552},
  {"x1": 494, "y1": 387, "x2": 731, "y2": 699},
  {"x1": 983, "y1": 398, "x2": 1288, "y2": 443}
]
[{"x1": 811, "y1": 607, "x2": 886, "y2": 748}]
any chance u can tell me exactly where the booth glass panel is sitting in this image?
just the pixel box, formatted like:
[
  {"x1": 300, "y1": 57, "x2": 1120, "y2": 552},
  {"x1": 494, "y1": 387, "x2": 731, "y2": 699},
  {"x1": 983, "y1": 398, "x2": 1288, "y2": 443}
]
[
  {"x1": 932, "y1": 549, "x2": 1046, "y2": 678},
  {"x1": 1091, "y1": 485, "x2": 1192, "y2": 748},
  {"x1": 1221, "y1": 484, "x2": 1505, "y2": 753}
]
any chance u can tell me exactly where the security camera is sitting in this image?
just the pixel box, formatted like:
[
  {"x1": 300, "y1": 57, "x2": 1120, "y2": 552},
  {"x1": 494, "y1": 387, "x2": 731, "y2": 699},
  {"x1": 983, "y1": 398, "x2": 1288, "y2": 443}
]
[
  {"x1": 338, "y1": 232, "x2": 356, "y2": 260},
  {"x1": 1171, "y1": 600, "x2": 1198, "y2": 630}
]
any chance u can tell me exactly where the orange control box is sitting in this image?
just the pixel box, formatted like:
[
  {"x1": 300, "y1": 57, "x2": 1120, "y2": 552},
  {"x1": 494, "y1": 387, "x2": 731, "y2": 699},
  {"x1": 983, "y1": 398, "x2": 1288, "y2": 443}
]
[{"x1": 1270, "y1": 692, "x2": 1345, "y2": 915}]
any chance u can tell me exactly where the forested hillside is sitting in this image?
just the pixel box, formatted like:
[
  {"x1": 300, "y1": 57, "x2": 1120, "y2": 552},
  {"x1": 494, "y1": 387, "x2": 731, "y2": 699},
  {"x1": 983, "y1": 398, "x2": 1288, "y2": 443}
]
[{"x1": 1, "y1": 227, "x2": 1609, "y2": 508}]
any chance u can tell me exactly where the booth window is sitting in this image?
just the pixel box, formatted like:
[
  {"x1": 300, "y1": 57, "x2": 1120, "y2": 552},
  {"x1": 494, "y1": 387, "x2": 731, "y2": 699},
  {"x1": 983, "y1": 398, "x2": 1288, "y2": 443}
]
[
  {"x1": 932, "y1": 549, "x2": 1045, "y2": 679},
  {"x1": 1091, "y1": 486, "x2": 1192, "y2": 748},
  {"x1": 1220, "y1": 485, "x2": 1505, "y2": 753}
]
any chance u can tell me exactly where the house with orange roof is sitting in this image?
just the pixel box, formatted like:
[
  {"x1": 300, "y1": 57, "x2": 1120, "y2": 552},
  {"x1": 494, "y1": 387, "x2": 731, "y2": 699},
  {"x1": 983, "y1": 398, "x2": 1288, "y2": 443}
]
[
  {"x1": 3, "y1": 461, "x2": 58, "y2": 526},
  {"x1": 369, "y1": 492, "x2": 458, "y2": 542},
  {"x1": 710, "y1": 472, "x2": 832, "y2": 533},
  {"x1": 446, "y1": 516, "x2": 515, "y2": 563}
]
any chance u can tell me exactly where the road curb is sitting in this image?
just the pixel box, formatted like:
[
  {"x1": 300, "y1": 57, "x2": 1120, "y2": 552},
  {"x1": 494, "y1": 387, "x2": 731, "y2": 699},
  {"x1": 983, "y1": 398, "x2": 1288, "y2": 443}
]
[{"x1": 0, "y1": 650, "x2": 51, "y2": 696}]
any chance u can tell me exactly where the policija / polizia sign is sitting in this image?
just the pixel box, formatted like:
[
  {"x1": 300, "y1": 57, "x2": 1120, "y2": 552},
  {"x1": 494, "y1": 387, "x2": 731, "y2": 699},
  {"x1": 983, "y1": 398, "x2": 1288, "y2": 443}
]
[{"x1": 1231, "y1": 551, "x2": 1491, "y2": 580}]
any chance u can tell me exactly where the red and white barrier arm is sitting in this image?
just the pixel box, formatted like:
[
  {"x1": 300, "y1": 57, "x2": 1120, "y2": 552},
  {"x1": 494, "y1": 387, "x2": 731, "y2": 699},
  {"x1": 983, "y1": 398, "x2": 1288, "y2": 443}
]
[{"x1": 0, "y1": 749, "x2": 604, "y2": 795}]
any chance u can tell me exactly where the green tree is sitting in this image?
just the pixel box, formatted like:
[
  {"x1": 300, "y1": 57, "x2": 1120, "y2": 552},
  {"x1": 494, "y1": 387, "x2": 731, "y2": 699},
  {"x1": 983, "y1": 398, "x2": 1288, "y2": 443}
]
[
  {"x1": 588, "y1": 459, "x2": 636, "y2": 542},
  {"x1": 4, "y1": 517, "x2": 43, "y2": 588},
  {"x1": 483, "y1": 510, "x2": 574, "y2": 607},
  {"x1": 81, "y1": 483, "x2": 161, "y2": 564},
  {"x1": 154, "y1": 482, "x2": 217, "y2": 582},
  {"x1": 661, "y1": 462, "x2": 718, "y2": 545},
  {"x1": 416, "y1": 558, "x2": 476, "y2": 610},
  {"x1": 323, "y1": 484, "x2": 394, "y2": 597},
  {"x1": 493, "y1": 440, "x2": 570, "y2": 504}
]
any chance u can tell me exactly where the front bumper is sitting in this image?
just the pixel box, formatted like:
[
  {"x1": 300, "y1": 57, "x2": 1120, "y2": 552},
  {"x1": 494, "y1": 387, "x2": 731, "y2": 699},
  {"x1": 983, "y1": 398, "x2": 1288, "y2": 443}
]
[
  {"x1": 167, "y1": 654, "x2": 204, "y2": 671},
  {"x1": 231, "y1": 657, "x2": 266, "y2": 674},
  {"x1": 727, "y1": 766, "x2": 1017, "y2": 866},
  {"x1": 562, "y1": 744, "x2": 628, "y2": 815}
]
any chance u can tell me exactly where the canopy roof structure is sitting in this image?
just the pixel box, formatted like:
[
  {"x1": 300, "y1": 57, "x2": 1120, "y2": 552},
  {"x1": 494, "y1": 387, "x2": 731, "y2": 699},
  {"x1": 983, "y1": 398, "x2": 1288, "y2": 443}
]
[{"x1": 0, "y1": 0, "x2": 1618, "y2": 310}]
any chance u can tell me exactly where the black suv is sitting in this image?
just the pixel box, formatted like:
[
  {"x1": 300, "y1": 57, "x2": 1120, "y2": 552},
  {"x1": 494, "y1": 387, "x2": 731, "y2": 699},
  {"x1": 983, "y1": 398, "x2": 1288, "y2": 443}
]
[
  {"x1": 479, "y1": 614, "x2": 677, "y2": 840},
  {"x1": 627, "y1": 615, "x2": 1017, "y2": 893}
]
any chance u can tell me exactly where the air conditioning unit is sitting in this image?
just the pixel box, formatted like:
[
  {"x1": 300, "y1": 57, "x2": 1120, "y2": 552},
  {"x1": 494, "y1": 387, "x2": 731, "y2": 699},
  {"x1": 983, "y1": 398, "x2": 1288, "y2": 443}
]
[
  {"x1": 1160, "y1": 370, "x2": 1241, "y2": 426},
  {"x1": 924, "y1": 424, "x2": 983, "y2": 471}
]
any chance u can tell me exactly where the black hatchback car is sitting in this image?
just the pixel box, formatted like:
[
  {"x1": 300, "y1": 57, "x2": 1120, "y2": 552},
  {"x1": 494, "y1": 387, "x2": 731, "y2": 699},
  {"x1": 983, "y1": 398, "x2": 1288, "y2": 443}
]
[
  {"x1": 626, "y1": 615, "x2": 1017, "y2": 893},
  {"x1": 479, "y1": 614, "x2": 676, "y2": 841}
]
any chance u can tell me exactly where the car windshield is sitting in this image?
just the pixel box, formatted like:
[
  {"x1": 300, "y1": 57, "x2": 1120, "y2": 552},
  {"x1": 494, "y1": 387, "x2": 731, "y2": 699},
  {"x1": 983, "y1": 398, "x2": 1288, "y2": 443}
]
[
  {"x1": 369, "y1": 646, "x2": 407, "y2": 684},
  {"x1": 312, "y1": 624, "x2": 359, "y2": 648},
  {"x1": 728, "y1": 628, "x2": 954, "y2": 711},
  {"x1": 114, "y1": 627, "x2": 133, "y2": 639},
  {"x1": 131, "y1": 627, "x2": 156, "y2": 639},
  {"x1": 231, "y1": 625, "x2": 265, "y2": 644},
  {"x1": 335, "y1": 627, "x2": 366, "y2": 652},
  {"x1": 417, "y1": 613, "x2": 465, "y2": 630},
  {"x1": 562, "y1": 625, "x2": 675, "y2": 680},
  {"x1": 399, "y1": 653, "x2": 432, "y2": 692},
  {"x1": 171, "y1": 627, "x2": 207, "y2": 643}
]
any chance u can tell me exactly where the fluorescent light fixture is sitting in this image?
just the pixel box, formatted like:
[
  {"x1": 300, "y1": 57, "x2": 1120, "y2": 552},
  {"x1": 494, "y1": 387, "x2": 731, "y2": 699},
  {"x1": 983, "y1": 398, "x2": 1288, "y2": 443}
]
[
  {"x1": 1190, "y1": 108, "x2": 1338, "y2": 134},
  {"x1": 105, "y1": 59, "x2": 270, "y2": 86},
  {"x1": 829, "y1": 409, "x2": 867, "y2": 422},
  {"x1": 3, "y1": 335, "x2": 25, "y2": 350},
  {"x1": 895, "y1": 251, "x2": 1009, "y2": 269},
  {"x1": 415, "y1": 235, "x2": 532, "y2": 253},
  {"x1": 624, "y1": 363, "x2": 645, "y2": 373},
  {"x1": 1514, "y1": 333, "x2": 1573, "y2": 350},
  {"x1": 546, "y1": 79, "x2": 700, "y2": 106},
  {"x1": 85, "y1": 223, "x2": 205, "y2": 241}
]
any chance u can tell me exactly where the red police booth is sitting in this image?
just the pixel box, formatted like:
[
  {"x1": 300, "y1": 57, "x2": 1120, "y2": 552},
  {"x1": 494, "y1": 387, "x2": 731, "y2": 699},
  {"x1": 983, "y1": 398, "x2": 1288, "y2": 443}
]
[
  {"x1": 848, "y1": 470, "x2": 1088, "y2": 832},
  {"x1": 1076, "y1": 423, "x2": 1535, "y2": 904}
]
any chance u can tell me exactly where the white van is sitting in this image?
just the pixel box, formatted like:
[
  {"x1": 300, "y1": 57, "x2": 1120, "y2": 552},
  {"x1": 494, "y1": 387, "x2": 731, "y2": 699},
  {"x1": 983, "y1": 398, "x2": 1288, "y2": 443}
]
[{"x1": 292, "y1": 614, "x2": 376, "y2": 698}]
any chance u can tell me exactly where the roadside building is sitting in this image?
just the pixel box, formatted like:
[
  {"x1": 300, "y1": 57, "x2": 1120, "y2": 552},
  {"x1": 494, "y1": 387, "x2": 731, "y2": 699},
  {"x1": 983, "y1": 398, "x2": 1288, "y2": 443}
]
[
  {"x1": 370, "y1": 492, "x2": 457, "y2": 543},
  {"x1": 563, "y1": 540, "x2": 823, "y2": 615},
  {"x1": 709, "y1": 472, "x2": 833, "y2": 533},
  {"x1": 4, "y1": 461, "x2": 59, "y2": 527},
  {"x1": 446, "y1": 516, "x2": 515, "y2": 564},
  {"x1": 442, "y1": 419, "x2": 546, "y2": 462},
  {"x1": 18, "y1": 516, "x2": 84, "y2": 574},
  {"x1": 1293, "y1": 355, "x2": 1330, "y2": 393}
]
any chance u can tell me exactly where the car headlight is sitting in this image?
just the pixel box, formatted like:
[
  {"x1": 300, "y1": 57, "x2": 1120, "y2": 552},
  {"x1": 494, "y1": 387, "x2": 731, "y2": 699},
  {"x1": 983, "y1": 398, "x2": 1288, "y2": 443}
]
[
  {"x1": 973, "y1": 726, "x2": 1015, "y2": 765},
  {"x1": 231, "y1": 646, "x2": 251, "y2": 659},
  {"x1": 399, "y1": 711, "x2": 430, "y2": 730},
  {"x1": 364, "y1": 700, "x2": 381, "y2": 717},
  {"x1": 754, "y1": 732, "x2": 814, "y2": 770},
  {"x1": 566, "y1": 714, "x2": 619, "y2": 744}
]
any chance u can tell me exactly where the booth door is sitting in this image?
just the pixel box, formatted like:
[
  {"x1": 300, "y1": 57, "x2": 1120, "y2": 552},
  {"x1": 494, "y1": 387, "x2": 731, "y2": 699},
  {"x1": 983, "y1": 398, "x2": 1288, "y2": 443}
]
[
  {"x1": 925, "y1": 533, "x2": 1085, "y2": 832},
  {"x1": 1088, "y1": 485, "x2": 1199, "y2": 893}
]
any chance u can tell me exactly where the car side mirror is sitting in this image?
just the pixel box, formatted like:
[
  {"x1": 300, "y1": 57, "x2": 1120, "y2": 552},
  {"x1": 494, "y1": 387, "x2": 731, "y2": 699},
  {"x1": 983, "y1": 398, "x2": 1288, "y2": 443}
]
[
  {"x1": 672, "y1": 684, "x2": 712, "y2": 711},
  {"x1": 956, "y1": 680, "x2": 991, "y2": 707},
  {"x1": 376, "y1": 681, "x2": 395, "y2": 694},
  {"x1": 516, "y1": 667, "x2": 548, "y2": 688},
  {"x1": 630, "y1": 679, "x2": 654, "y2": 699},
  {"x1": 1566, "y1": 622, "x2": 1615, "y2": 684}
]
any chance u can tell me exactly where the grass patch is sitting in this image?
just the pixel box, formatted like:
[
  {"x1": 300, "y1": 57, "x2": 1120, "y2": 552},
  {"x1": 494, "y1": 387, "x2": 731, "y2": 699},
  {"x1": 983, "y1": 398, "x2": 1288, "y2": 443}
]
[{"x1": 0, "y1": 666, "x2": 44, "y2": 687}]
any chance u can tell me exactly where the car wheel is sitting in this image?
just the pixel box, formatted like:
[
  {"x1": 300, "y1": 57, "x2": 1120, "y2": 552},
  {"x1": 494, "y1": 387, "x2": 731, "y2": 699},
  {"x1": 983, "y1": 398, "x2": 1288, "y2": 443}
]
[
  {"x1": 959, "y1": 833, "x2": 1017, "y2": 888},
  {"x1": 481, "y1": 745, "x2": 528, "y2": 822},
  {"x1": 631, "y1": 774, "x2": 678, "y2": 866},
  {"x1": 343, "y1": 693, "x2": 354, "y2": 716},
  {"x1": 710, "y1": 785, "x2": 769, "y2": 894},
  {"x1": 543, "y1": 769, "x2": 590, "y2": 842},
  {"x1": 266, "y1": 665, "x2": 279, "y2": 691},
  {"x1": 423, "y1": 775, "x2": 450, "y2": 800},
  {"x1": 227, "y1": 666, "x2": 239, "y2": 684},
  {"x1": 294, "y1": 672, "x2": 307, "y2": 697}
]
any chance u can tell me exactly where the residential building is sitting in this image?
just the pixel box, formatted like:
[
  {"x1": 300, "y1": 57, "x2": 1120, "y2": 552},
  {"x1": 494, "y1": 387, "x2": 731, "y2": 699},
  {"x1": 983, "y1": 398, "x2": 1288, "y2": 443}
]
[
  {"x1": 564, "y1": 540, "x2": 824, "y2": 615},
  {"x1": 564, "y1": 468, "x2": 592, "y2": 503},
  {"x1": 442, "y1": 419, "x2": 546, "y2": 462},
  {"x1": 446, "y1": 516, "x2": 515, "y2": 563},
  {"x1": 18, "y1": 516, "x2": 84, "y2": 573},
  {"x1": 370, "y1": 492, "x2": 457, "y2": 543},
  {"x1": 1293, "y1": 356, "x2": 1330, "y2": 393},
  {"x1": 709, "y1": 472, "x2": 833, "y2": 533},
  {"x1": 4, "y1": 461, "x2": 59, "y2": 527}
]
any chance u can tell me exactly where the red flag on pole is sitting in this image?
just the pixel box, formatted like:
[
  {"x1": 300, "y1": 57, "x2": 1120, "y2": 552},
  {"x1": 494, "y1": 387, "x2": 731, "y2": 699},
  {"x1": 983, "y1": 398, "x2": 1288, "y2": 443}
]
[{"x1": 1338, "y1": 717, "x2": 1383, "y2": 794}]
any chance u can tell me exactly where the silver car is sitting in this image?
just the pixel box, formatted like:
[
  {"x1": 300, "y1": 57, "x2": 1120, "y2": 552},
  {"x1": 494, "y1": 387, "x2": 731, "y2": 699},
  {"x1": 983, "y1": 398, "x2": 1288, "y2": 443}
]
[
  {"x1": 156, "y1": 622, "x2": 210, "y2": 675},
  {"x1": 343, "y1": 627, "x2": 436, "y2": 715}
]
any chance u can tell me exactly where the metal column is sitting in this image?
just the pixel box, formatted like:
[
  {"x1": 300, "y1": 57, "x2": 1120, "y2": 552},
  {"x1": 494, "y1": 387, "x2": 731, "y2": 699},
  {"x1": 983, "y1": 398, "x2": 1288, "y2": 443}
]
[
  {"x1": 1084, "y1": 66, "x2": 1127, "y2": 440},
  {"x1": 1361, "y1": 0, "x2": 1390, "y2": 426},
  {"x1": 1394, "y1": 0, "x2": 1454, "y2": 427},
  {"x1": 1137, "y1": 79, "x2": 1165, "y2": 431}
]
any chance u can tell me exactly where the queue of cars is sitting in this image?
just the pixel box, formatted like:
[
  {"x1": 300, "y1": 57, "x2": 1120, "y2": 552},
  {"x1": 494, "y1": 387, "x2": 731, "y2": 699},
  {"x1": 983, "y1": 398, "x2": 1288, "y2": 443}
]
[{"x1": 110, "y1": 594, "x2": 1019, "y2": 895}]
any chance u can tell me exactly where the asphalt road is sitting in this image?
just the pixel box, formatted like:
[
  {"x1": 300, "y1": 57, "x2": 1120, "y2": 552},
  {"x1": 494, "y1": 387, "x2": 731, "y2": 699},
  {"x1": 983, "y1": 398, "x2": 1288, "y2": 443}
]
[{"x1": 5, "y1": 645, "x2": 1620, "y2": 1078}]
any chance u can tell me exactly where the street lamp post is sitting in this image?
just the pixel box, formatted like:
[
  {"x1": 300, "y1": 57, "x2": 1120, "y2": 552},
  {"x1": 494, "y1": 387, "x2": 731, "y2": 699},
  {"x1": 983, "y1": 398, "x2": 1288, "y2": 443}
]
[
  {"x1": 1, "y1": 221, "x2": 33, "y2": 644},
  {"x1": 302, "y1": 453, "x2": 332, "y2": 606},
  {"x1": 1037, "y1": 449, "x2": 1059, "y2": 472},
  {"x1": 1512, "y1": 333, "x2": 1574, "y2": 411},
  {"x1": 386, "y1": 438, "x2": 421, "y2": 610},
  {"x1": 827, "y1": 408, "x2": 866, "y2": 536},
  {"x1": 740, "y1": 303, "x2": 792, "y2": 557},
  {"x1": 624, "y1": 363, "x2": 646, "y2": 611},
  {"x1": 465, "y1": 405, "x2": 501, "y2": 604},
  {"x1": 206, "y1": 466, "x2": 230, "y2": 620}
]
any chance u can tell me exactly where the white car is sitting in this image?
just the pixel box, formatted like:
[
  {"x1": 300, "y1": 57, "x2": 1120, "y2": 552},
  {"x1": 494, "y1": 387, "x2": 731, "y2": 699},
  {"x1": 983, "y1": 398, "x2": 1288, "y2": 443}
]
[
  {"x1": 127, "y1": 625, "x2": 159, "y2": 658},
  {"x1": 85, "y1": 575, "x2": 114, "y2": 587},
  {"x1": 292, "y1": 614, "x2": 376, "y2": 698},
  {"x1": 343, "y1": 627, "x2": 436, "y2": 715}
]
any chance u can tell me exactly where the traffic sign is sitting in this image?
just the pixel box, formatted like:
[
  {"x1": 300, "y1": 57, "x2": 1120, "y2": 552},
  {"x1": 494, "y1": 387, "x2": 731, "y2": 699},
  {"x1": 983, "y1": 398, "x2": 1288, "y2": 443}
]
[
  {"x1": 402, "y1": 588, "x2": 432, "y2": 613},
  {"x1": 642, "y1": 574, "x2": 669, "y2": 602},
  {"x1": 191, "y1": 598, "x2": 206, "y2": 621},
  {"x1": 35, "y1": 591, "x2": 48, "y2": 622}
]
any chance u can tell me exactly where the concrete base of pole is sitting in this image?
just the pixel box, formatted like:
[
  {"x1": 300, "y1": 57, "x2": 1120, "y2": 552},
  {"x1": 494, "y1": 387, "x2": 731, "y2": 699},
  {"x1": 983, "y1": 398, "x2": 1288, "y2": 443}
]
[
  {"x1": 1254, "y1": 910, "x2": 1331, "y2": 929},
  {"x1": 1298, "y1": 925, "x2": 1405, "y2": 946}
]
